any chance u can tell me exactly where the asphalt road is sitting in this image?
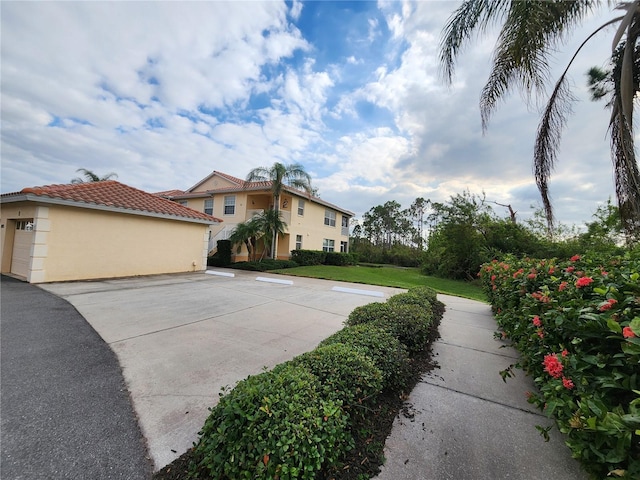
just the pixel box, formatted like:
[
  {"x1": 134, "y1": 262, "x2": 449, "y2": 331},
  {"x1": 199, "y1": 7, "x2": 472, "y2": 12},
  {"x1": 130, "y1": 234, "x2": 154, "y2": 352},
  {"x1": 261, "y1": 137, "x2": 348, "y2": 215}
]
[{"x1": 1, "y1": 275, "x2": 152, "y2": 479}]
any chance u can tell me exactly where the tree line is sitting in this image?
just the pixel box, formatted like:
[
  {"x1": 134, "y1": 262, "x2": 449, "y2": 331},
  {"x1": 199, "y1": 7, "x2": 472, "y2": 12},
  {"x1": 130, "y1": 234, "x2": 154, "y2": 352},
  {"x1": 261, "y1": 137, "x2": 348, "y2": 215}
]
[{"x1": 351, "y1": 191, "x2": 630, "y2": 280}]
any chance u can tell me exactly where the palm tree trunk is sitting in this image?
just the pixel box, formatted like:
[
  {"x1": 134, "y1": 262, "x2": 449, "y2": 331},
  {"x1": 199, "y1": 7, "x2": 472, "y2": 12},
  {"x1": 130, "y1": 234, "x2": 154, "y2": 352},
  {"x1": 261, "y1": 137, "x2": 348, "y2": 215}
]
[{"x1": 272, "y1": 194, "x2": 279, "y2": 259}]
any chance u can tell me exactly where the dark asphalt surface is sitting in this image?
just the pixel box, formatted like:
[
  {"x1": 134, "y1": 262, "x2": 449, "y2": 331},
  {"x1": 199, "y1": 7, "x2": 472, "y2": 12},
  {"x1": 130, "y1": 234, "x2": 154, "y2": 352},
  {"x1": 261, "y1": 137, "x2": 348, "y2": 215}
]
[{"x1": 1, "y1": 276, "x2": 153, "y2": 479}]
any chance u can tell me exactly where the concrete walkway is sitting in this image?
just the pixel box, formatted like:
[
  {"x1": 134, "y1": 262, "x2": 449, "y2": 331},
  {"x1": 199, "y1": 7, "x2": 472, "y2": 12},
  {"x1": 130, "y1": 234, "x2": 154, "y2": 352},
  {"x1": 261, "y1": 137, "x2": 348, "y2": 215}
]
[
  {"x1": 375, "y1": 294, "x2": 587, "y2": 480},
  {"x1": 0, "y1": 275, "x2": 152, "y2": 480}
]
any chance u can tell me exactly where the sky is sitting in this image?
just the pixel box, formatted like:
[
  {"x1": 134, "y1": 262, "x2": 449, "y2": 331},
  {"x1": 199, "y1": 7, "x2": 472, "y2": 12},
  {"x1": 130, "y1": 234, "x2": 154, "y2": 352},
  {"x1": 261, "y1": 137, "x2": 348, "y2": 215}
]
[{"x1": 0, "y1": 1, "x2": 629, "y2": 229}]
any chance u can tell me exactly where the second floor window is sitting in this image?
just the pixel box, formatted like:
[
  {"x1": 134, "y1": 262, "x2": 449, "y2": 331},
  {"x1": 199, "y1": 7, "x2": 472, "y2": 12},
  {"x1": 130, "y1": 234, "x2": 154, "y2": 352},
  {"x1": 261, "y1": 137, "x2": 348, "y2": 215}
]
[
  {"x1": 204, "y1": 199, "x2": 213, "y2": 215},
  {"x1": 298, "y1": 199, "x2": 305, "y2": 216},
  {"x1": 224, "y1": 196, "x2": 235, "y2": 215},
  {"x1": 324, "y1": 209, "x2": 336, "y2": 227}
]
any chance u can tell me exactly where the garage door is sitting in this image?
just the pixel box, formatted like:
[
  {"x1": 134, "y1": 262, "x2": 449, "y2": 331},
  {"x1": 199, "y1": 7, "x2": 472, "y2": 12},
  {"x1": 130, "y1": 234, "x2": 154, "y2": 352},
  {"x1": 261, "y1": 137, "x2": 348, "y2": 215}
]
[{"x1": 11, "y1": 219, "x2": 34, "y2": 278}]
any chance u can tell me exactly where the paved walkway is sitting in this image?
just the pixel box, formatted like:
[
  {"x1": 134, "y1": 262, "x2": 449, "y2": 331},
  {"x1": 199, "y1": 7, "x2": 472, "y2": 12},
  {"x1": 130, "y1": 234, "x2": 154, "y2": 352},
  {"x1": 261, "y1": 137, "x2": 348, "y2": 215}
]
[
  {"x1": 375, "y1": 294, "x2": 587, "y2": 480},
  {"x1": 1, "y1": 275, "x2": 152, "y2": 479}
]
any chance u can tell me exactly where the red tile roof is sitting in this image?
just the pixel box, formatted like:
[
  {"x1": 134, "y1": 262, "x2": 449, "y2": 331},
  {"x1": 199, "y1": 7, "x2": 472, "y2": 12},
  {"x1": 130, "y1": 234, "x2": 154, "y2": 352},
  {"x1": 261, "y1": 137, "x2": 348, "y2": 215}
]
[{"x1": 3, "y1": 181, "x2": 222, "y2": 223}]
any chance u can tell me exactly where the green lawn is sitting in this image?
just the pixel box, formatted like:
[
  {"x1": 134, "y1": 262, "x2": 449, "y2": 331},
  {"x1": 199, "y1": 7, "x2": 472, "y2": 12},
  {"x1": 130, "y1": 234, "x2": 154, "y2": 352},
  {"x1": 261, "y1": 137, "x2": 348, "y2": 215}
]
[{"x1": 271, "y1": 265, "x2": 487, "y2": 302}]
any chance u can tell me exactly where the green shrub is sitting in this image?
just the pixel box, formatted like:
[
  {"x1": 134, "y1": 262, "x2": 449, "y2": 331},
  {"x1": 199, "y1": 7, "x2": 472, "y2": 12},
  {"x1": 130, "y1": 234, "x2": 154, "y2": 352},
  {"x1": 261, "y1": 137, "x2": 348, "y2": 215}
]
[
  {"x1": 319, "y1": 324, "x2": 411, "y2": 391},
  {"x1": 290, "y1": 249, "x2": 326, "y2": 266},
  {"x1": 324, "y1": 252, "x2": 358, "y2": 266},
  {"x1": 191, "y1": 364, "x2": 353, "y2": 480},
  {"x1": 479, "y1": 251, "x2": 640, "y2": 479},
  {"x1": 207, "y1": 240, "x2": 233, "y2": 267},
  {"x1": 346, "y1": 302, "x2": 435, "y2": 354},
  {"x1": 228, "y1": 259, "x2": 298, "y2": 271},
  {"x1": 289, "y1": 343, "x2": 383, "y2": 409},
  {"x1": 387, "y1": 292, "x2": 433, "y2": 312}
]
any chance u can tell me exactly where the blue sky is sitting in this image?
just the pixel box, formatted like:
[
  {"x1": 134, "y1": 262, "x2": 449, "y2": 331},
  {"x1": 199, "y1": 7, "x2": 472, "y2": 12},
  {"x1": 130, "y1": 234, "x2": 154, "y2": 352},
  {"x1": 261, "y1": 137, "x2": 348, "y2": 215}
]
[{"x1": 0, "y1": 1, "x2": 626, "y2": 229}]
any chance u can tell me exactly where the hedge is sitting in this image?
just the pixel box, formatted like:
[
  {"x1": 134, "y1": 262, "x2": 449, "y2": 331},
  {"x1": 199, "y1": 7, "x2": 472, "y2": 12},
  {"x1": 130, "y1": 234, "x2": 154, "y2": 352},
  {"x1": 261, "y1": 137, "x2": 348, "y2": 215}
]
[
  {"x1": 479, "y1": 250, "x2": 640, "y2": 479},
  {"x1": 190, "y1": 285, "x2": 445, "y2": 479}
]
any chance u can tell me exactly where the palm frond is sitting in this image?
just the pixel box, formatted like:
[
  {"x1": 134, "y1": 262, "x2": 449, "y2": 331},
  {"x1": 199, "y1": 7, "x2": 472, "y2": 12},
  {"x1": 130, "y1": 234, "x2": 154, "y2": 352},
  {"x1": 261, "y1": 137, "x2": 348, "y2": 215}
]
[
  {"x1": 439, "y1": 0, "x2": 511, "y2": 84},
  {"x1": 480, "y1": 0, "x2": 594, "y2": 130}
]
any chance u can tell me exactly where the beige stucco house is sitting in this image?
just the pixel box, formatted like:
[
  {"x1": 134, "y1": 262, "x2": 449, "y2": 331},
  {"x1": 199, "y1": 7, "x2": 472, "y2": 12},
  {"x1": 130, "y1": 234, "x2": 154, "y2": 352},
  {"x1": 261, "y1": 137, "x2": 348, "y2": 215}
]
[
  {"x1": 0, "y1": 181, "x2": 221, "y2": 283},
  {"x1": 156, "y1": 171, "x2": 353, "y2": 261}
]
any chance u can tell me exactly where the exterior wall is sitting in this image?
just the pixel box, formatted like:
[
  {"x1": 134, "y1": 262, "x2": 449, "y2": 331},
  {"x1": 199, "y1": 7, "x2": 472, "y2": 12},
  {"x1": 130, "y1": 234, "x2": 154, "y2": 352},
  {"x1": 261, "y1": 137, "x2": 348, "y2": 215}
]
[
  {"x1": 178, "y1": 187, "x2": 351, "y2": 261},
  {"x1": 1, "y1": 201, "x2": 210, "y2": 283}
]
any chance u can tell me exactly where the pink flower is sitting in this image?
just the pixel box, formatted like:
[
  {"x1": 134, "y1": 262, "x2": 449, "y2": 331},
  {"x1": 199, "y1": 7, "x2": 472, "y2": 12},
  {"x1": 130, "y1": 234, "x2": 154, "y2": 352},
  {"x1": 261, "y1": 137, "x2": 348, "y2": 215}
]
[
  {"x1": 623, "y1": 326, "x2": 637, "y2": 339},
  {"x1": 558, "y1": 281, "x2": 569, "y2": 292},
  {"x1": 570, "y1": 255, "x2": 581, "y2": 262},
  {"x1": 562, "y1": 377, "x2": 575, "y2": 390},
  {"x1": 566, "y1": 266, "x2": 575, "y2": 273},
  {"x1": 548, "y1": 267, "x2": 555, "y2": 274},
  {"x1": 575, "y1": 277, "x2": 594, "y2": 288},
  {"x1": 491, "y1": 274, "x2": 496, "y2": 282},
  {"x1": 532, "y1": 316, "x2": 542, "y2": 327},
  {"x1": 543, "y1": 354, "x2": 564, "y2": 379},
  {"x1": 561, "y1": 349, "x2": 569, "y2": 357},
  {"x1": 537, "y1": 329, "x2": 544, "y2": 339},
  {"x1": 527, "y1": 273, "x2": 537, "y2": 280}
]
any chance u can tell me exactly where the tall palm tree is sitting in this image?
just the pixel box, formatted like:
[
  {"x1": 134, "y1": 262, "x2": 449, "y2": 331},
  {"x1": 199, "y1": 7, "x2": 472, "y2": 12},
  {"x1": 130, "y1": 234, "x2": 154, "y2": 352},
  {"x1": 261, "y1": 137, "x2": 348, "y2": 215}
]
[
  {"x1": 71, "y1": 168, "x2": 118, "y2": 184},
  {"x1": 245, "y1": 162, "x2": 312, "y2": 258},
  {"x1": 440, "y1": 0, "x2": 640, "y2": 239}
]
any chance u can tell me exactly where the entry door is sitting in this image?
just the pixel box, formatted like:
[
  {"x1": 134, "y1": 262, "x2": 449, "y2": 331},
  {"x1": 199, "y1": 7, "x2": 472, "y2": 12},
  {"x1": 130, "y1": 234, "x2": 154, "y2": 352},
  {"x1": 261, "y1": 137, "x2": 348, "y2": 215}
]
[{"x1": 11, "y1": 220, "x2": 34, "y2": 277}]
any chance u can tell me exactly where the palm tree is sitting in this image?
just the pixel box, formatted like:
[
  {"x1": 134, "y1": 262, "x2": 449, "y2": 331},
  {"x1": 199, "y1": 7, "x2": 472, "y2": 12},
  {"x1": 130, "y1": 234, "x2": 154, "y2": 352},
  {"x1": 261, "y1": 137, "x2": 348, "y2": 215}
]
[
  {"x1": 250, "y1": 208, "x2": 288, "y2": 260},
  {"x1": 228, "y1": 220, "x2": 262, "y2": 262},
  {"x1": 71, "y1": 168, "x2": 118, "y2": 184},
  {"x1": 439, "y1": 0, "x2": 640, "y2": 240},
  {"x1": 245, "y1": 162, "x2": 312, "y2": 258}
]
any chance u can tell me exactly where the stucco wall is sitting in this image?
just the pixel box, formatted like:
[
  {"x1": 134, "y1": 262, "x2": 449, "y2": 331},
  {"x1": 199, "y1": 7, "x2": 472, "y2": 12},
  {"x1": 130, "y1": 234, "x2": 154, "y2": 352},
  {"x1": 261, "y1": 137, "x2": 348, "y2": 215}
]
[{"x1": 1, "y1": 202, "x2": 210, "y2": 283}]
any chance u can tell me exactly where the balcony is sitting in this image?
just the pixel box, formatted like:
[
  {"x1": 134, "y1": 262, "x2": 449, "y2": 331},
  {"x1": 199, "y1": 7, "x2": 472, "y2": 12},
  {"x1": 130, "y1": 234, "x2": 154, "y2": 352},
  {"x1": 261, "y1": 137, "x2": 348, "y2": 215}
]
[{"x1": 246, "y1": 209, "x2": 291, "y2": 224}]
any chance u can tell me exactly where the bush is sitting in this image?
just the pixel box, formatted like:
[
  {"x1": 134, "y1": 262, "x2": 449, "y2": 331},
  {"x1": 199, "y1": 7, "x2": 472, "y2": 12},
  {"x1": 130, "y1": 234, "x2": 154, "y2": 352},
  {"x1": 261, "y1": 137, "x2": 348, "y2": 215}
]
[
  {"x1": 319, "y1": 324, "x2": 411, "y2": 391},
  {"x1": 479, "y1": 250, "x2": 640, "y2": 479},
  {"x1": 290, "y1": 249, "x2": 326, "y2": 266},
  {"x1": 228, "y1": 259, "x2": 298, "y2": 271},
  {"x1": 207, "y1": 240, "x2": 232, "y2": 267},
  {"x1": 191, "y1": 364, "x2": 353, "y2": 480},
  {"x1": 346, "y1": 302, "x2": 435, "y2": 354},
  {"x1": 324, "y1": 252, "x2": 358, "y2": 266},
  {"x1": 289, "y1": 343, "x2": 383, "y2": 409}
]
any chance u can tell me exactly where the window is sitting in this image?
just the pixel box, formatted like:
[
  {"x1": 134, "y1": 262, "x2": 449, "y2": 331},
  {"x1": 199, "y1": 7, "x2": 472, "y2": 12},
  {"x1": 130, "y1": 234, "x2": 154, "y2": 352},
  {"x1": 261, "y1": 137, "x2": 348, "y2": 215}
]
[
  {"x1": 16, "y1": 219, "x2": 34, "y2": 231},
  {"x1": 340, "y1": 241, "x2": 348, "y2": 253},
  {"x1": 224, "y1": 195, "x2": 235, "y2": 215},
  {"x1": 341, "y1": 216, "x2": 349, "y2": 235},
  {"x1": 204, "y1": 199, "x2": 213, "y2": 215},
  {"x1": 324, "y1": 209, "x2": 336, "y2": 227},
  {"x1": 297, "y1": 199, "x2": 305, "y2": 216},
  {"x1": 295, "y1": 235, "x2": 303, "y2": 250},
  {"x1": 323, "y1": 239, "x2": 335, "y2": 252},
  {"x1": 178, "y1": 200, "x2": 188, "y2": 206}
]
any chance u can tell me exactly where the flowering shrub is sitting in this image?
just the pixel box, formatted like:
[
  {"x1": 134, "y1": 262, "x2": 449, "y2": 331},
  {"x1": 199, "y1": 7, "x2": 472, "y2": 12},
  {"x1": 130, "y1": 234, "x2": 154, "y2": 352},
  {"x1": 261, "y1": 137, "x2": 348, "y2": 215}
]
[{"x1": 479, "y1": 250, "x2": 640, "y2": 479}]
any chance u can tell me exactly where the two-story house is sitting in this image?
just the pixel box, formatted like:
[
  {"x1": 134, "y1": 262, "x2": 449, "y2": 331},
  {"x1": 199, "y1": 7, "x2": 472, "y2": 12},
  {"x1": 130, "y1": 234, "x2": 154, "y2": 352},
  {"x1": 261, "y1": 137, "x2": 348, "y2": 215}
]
[{"x1": 156, "y1": 171, "x2": 353, "y2": 261}]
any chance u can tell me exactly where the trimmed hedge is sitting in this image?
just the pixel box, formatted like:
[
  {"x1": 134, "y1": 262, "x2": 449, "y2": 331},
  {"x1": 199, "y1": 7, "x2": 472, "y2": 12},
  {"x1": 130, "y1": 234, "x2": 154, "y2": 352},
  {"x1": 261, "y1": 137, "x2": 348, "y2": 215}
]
[
  {"x1": 346, "y1": 301, "x2": 435, "y2": 354},
  {"x1": 290, "y1": 249, "x2": 326, "y2": 266},
  {"x1": 191, "y1": 364, "x2": 353, "y2": 480},
  {"x1": 319, "y1": 324, "x2": 411, "y2": 391},
  {"x1": 190, "y1": 285, "x2": 445, "y2": 479},
  {"x1": 324, "y1": 252, "x2": 358, "y2": 266},
  {"x1": 227, "y1": 259, "x2": 298, "y2": 271},
  {"x1": 289, "y1": 343, "x2": 383, "y2": 409}
]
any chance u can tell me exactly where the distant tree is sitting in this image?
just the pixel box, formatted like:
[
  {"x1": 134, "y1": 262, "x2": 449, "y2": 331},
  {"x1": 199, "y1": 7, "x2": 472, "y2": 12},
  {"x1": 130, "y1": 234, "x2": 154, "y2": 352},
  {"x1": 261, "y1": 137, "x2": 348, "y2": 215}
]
[
  {"x1": 245, "y1": 162, "x2": 312, "y2": 259},
  {"x1": 409, "y1": 197, "x2": 429, "y2": 250},
  {"x1": 71, "y1": 168, "x2": 118, "y2": 183}
]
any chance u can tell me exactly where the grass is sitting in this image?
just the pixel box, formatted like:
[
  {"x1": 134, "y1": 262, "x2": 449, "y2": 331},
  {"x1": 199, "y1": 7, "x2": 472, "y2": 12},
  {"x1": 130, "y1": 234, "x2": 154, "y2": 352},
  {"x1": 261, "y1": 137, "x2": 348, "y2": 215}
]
[{"x1": 270, "y1": 264, "x2": 487, "y2": 302}]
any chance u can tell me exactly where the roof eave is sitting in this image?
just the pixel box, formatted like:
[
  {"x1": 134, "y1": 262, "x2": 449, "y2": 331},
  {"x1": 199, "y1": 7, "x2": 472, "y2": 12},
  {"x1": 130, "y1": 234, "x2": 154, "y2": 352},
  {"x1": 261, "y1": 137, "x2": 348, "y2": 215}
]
[{"x1": 1, "y1": 194, "x2": 221, "y2": 225}]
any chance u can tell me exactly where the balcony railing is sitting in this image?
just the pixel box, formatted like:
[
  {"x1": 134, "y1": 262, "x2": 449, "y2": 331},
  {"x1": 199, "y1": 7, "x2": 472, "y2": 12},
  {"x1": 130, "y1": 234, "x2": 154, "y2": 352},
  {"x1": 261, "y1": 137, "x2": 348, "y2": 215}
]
[{"x1": 246, "y1": 209, "x2": 291, "y2": 224}]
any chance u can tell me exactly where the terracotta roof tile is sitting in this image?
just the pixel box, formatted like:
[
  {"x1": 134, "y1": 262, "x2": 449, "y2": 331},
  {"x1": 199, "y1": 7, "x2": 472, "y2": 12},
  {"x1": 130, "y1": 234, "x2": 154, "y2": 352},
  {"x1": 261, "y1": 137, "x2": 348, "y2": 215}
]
[{"x1": 9, "y1": 181, "x2": 222, "y2": 223}]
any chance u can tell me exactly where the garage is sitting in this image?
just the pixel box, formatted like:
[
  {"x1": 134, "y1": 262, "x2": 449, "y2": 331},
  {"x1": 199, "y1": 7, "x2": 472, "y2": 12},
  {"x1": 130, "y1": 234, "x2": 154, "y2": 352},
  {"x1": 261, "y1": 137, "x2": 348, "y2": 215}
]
[{"x1": 0, "y1": 181, "x2": 221, "y2": 283}]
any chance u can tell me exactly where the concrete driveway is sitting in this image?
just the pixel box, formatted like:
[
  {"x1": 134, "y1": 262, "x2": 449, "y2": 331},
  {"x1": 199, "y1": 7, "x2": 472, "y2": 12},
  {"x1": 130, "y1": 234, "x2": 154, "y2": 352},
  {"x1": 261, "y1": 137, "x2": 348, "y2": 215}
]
[{"x1": 40, "y1": 269, "x2": 402, "y2": 470}]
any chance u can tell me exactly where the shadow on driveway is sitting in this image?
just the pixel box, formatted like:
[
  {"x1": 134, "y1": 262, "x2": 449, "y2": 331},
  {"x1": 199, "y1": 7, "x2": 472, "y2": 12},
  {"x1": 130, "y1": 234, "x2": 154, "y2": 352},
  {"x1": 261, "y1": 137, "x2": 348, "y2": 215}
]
[{"x1": 1, "y1": 275, "x2": 152, "y2": 479}]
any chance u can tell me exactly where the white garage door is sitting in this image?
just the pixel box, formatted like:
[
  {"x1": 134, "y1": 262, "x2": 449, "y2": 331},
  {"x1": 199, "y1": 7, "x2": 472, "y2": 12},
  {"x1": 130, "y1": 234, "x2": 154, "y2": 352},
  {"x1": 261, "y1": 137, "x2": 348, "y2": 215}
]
[{"x1": 11, "y1": 219, "x2": 34, "y2": 278}]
